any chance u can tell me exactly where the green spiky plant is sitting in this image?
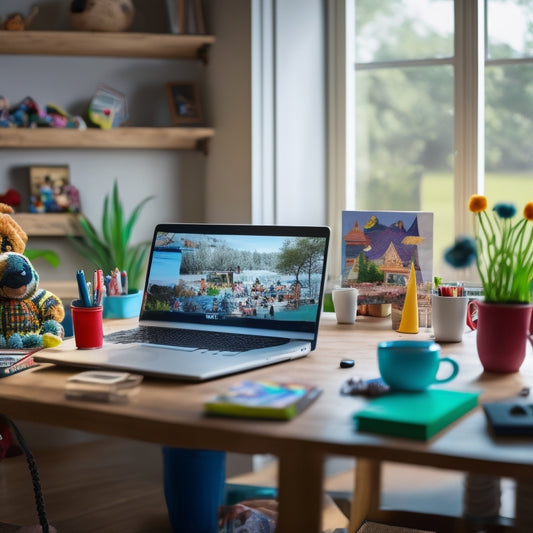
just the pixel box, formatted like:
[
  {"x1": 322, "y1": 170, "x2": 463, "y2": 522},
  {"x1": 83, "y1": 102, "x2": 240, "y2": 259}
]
[{"x1": 68, "y1": 180, "x2": 154, "y2": 291}]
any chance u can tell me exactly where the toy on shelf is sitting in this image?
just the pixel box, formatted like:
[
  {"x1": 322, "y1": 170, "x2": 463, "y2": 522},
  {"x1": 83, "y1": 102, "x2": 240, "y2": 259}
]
[
  {"x1": 69, "y1": 0, "x2": 135, "y2": 32},
  {"x1": 0, "y1": 96, "x2": 9, "y2": 127},
  {"x1": 88, "y1": 84, "x2": 129, "y2": 129},
  {"x1": 0, "y1": 96, "x2": 86, "y2": 130},
  {"x1": 0, "y1": 189, "x2": 21, "y2": 209},
  {"x1": 0, "y1": 204, "x2": 64, "y2": 349},
  {"x1": 0, "y1": 5, "x2": 39, "y2": 31}
]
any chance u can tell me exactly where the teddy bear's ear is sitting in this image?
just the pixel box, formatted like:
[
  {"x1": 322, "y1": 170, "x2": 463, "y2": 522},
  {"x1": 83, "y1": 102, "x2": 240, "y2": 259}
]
[{"x1": 0, "y1": 203, "x2": 28, "y2": 254}]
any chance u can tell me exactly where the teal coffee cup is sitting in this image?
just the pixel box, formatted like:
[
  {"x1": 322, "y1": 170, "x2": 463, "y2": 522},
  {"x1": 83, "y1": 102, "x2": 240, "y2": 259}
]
[{"x1": 377, "y1": 340, "x2": 459, "y2": 392}]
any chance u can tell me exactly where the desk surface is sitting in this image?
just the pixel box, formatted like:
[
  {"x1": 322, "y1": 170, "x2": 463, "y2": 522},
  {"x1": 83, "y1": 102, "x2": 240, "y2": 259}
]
[{"x1": 1, "y1": 313, "x2": 532, "y2": 532}]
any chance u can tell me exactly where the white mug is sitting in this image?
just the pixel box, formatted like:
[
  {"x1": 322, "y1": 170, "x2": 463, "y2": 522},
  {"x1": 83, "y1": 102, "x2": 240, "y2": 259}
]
[
  {"x1": 332, "y1": 288, "x2": 358, "y2": 324},
  {"x1": 431, "y1": 294, "x2": 469, "y2": 343}
]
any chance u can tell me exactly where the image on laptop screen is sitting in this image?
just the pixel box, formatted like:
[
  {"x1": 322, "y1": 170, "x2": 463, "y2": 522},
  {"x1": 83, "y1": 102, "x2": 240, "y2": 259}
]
[{"x1": 139, "y1": 225, "x2": 330, "y2": 337}]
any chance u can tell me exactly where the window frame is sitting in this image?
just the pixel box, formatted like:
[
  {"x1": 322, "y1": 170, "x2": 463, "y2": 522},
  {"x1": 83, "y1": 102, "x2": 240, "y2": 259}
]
[{"x1": 327, "y1": 0, "x2": 486, "y2": 282}]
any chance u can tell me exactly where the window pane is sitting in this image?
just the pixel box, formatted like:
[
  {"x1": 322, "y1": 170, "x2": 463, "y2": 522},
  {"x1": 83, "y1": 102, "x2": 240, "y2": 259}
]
[
  {"x1": 355, "y1": 0, "x2": 454, "y2": 63},
  {"x1": 485, "y1": 63, "x2": 533, "y2": 208},
  {"x1": 487, "y1": 0, "x2": 533, "y2": 60},
  {"x1": 355, "y1": 66, "x2": 454, "y2": 274}
]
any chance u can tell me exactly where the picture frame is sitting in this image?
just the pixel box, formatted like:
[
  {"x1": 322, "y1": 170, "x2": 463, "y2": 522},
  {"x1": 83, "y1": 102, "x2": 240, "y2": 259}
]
[
  {"x1": 29, "y1": 165, "x2": 80, "y2": 214},
  {"x1": 166, "y1": 82, "x2": 203, "y2": 125}
]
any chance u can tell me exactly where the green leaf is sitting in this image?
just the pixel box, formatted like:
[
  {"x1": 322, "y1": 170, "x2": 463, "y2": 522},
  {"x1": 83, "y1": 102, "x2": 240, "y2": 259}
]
[{"x1": 24, "y1": 249, "x2": 60, "y2": 268}]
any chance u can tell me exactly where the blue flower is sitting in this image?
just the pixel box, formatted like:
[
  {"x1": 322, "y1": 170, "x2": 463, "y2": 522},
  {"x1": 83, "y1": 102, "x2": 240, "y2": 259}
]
[
  {"x1": 493, "y1": 203, "x2": 516, "y2": 219},
  {"x1": 444, "y1": 236, "x2": 477, "y2": 268}
]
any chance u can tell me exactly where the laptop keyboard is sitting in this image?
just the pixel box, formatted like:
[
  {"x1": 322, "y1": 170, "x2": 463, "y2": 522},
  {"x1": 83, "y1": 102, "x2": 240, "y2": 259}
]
[{"x1": 104, "y1": 326, "x2": 289, "y2": 353}]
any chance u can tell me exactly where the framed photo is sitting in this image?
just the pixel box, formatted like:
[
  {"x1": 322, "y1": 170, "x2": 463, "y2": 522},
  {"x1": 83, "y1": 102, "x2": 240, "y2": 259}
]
[
  {"x1": 29, "y1": 165, "x2": 80, "y2": 213},
  {"x1": 166, "y1": 82, "x2": 203, "y2": 125}
]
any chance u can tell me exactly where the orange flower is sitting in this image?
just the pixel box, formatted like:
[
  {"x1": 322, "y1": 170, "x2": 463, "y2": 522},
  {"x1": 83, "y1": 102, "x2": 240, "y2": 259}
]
[
  {"x1": 524, "y1": 201, "x2": 533, "y2": 221},
  {"x1": 468, "y1": 194, "x2": 488, "y2": 213}
]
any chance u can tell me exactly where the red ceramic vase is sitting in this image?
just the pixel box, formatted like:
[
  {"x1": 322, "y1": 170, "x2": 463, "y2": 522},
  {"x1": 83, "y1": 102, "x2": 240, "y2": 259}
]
[{"x1": 475, "y1": 302, "x2": 533, "y2": 373}]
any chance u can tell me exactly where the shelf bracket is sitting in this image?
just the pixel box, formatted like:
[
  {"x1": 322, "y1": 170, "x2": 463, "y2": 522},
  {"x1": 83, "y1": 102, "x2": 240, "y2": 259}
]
[
  {"x1": 197, "y1": 44, "x2": 211, "y2": 65},
  {"x1": 196, "y1": 138, "x2": 210, "y2": 155}
]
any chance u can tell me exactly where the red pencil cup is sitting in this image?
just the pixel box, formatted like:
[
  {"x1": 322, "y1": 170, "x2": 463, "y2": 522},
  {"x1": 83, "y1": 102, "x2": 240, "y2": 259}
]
[{"x1": 71, "y1": 300, "x2": 104, "y2": 349}]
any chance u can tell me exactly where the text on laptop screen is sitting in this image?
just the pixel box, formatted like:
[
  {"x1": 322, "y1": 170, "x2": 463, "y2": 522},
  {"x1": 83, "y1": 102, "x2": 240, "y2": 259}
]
[{"x1": 140, "y1": 226, "x2": 329, "y2": 334}]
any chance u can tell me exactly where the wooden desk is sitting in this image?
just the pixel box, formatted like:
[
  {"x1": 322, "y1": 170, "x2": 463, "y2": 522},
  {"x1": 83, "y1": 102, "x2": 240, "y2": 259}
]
[{"x1": 0, "y1": 313, "x2": 532, "y2": 533}]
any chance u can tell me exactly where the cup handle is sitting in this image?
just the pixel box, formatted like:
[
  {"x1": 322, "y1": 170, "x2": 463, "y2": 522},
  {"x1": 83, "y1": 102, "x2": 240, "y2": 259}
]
[
  {"x1": 466, "y1": 300, "x2": 478, "y2": 330},
  {"x1": 434, "y1": 357, "x2": 459, "y2": 384}
]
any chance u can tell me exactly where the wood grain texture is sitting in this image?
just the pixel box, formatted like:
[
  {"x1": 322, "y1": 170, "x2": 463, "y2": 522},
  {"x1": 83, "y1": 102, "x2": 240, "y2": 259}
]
[
  {"x1": 0, "y1": 31, "x2": 215, "y2": 60},
  {"x1": 0, "y1": 127, "x2": 215, "y2": 150},
  {"x1": 12, "y1": 213, "x2": 82, "y2": 237}
]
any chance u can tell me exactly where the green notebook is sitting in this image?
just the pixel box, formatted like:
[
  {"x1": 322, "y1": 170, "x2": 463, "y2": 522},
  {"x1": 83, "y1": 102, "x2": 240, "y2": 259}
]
[{"x1": 353, "y1": 389, "x2": 479, "y2": 440}]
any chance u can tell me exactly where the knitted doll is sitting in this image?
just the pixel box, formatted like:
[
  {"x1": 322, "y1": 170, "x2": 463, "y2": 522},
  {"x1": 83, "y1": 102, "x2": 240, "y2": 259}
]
[{"x1": 0, "y1": 204, "x2": 64, "y2": 348}]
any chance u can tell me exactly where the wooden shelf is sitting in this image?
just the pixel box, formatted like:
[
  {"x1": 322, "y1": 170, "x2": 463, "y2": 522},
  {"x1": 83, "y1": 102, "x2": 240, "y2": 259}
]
[
  {"x1": 0, "y1": 32, "x2": 215, "y2": 152},
  {"x1": 12, "y1": 213, "x2": 82, "y2": 236},
  {"x1": 0, "y1": 31, "x2": 215, "y2": 61},
  {"x1": 0, "y1": 127, "x2": 215, "y2": 151}
]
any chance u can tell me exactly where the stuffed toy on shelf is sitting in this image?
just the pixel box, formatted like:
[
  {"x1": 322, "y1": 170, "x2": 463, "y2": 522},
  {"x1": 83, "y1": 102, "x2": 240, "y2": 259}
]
[{"x1": 0, "y1": 204, "x2": 64, "y2": 349}]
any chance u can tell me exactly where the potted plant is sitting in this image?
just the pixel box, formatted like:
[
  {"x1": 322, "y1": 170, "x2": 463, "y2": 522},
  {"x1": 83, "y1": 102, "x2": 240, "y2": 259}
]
[
  {"x1": 444, "y1": 195, "x2": 533, "y2": 372},
  {"x1": 69, "y1": 180, "x2": 154, "y2": 316}
]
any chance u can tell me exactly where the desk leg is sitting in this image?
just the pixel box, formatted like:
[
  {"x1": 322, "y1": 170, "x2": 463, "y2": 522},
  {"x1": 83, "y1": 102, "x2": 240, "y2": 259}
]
[
  {"x1": 348, "y1": 458, "x2": 382, "y2": 532},
  {"x1": 515, "y1": 478, "x2": 533, "y2": 532},
  {"x1": 276, "y1": 448, "x2": 325, "y2": 533}
]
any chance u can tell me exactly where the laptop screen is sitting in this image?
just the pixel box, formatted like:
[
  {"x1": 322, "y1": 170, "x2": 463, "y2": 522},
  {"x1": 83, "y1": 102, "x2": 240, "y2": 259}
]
[{"x1": 139, "y1": 224, "x2": 330, "y2": 339}]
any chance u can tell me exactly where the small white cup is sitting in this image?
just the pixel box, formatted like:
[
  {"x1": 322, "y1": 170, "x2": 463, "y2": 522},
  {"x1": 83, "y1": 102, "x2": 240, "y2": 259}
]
[
  {"x1": 431, "y1": 294, "x2": 469, "y2": 343},
  {"x1": 332, "y1": 288, "x2": 358, "y2": 324}
]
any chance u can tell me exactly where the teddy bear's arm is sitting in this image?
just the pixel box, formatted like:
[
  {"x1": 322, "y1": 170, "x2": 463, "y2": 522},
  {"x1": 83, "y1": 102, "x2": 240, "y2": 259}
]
[{"x1": 32, "y1": 289, "x2": 65, "y2": 324}]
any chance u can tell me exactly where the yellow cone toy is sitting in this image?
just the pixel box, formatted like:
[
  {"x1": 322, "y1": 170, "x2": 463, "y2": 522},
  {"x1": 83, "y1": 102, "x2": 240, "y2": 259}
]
[{"x1": 397, "y1": 261, "x2": 419, "y2": 333}]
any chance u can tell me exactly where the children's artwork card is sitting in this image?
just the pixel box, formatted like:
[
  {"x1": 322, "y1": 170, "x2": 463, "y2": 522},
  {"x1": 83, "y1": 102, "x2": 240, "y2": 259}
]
[{"x1": 341, "y1": 210, "x2": 434, "y2": 320}]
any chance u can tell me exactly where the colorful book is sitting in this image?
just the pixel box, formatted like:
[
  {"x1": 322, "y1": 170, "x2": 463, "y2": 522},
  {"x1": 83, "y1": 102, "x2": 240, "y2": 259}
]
[
  {"x1": 0, "y1": 349, "x2": 40, "y2": 378},
  {"x1": 353, "y1": 389, "x2": 479, "y2": 440},
  {"x1": 204, "y1": 379, "x2": 322, "y2": 420}
]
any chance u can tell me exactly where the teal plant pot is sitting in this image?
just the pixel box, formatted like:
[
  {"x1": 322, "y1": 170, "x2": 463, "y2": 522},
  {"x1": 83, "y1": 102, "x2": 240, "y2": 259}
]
[{"x1": 103, "y1": 290, "x2": 142, "y2": 319}]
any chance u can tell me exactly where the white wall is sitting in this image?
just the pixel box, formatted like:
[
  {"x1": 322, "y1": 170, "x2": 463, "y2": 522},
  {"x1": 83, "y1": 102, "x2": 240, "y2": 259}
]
[{"x1": 274, "y1": 0, "x2": 327, "y2": 225}]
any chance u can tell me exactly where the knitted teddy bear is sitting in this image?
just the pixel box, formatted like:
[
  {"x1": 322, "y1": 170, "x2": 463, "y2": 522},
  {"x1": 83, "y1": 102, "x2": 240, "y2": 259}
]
[{"x1": 0, "y1": 204, "x2": 64, "y2": 349}]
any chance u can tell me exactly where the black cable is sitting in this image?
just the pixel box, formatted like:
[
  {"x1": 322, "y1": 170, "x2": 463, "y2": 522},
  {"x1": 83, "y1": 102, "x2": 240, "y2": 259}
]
[{"x1": 1, "y1": 415, "x2": 50, "y2": 533}]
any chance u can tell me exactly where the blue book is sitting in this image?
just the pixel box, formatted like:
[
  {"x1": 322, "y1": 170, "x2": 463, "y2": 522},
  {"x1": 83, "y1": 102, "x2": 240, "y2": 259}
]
[{"x1": 353, "y1": 389, "x2": 479, "y2": 440}]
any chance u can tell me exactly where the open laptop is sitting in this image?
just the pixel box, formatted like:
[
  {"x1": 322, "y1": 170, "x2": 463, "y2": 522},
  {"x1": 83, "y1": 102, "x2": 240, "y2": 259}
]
[{"x1": 37, "y1": 223, "x2": 330, "y2": 380}]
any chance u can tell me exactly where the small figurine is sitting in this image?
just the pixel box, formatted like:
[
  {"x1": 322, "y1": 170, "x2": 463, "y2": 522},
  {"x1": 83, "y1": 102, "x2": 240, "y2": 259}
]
[
  {"x1": 0, "y1": 96, "x2": 9, "y2": 127},
  {"x1": 0, "y1": 5, "x2": 39, "y2": 31}
]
